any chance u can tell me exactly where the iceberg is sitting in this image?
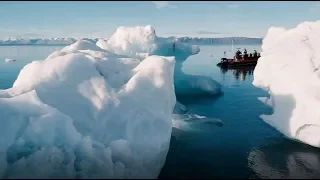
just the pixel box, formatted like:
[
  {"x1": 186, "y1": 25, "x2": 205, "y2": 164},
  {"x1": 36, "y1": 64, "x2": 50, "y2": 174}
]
[
  {"x1": 172, "y1": 114, "x2": 223, "y2": 131},
  {"x1": 0, "y1": 39, "x2": 176, "y2": 178},
  {"x1": 4, "y1": 58, "x2": 16, "y2": 63},
  {"x1": 253, "y1": 20, "x2": 320, "y2": 148},
  {"x1": 96, "y1": 25, "x2": 222, "y2": 96}
]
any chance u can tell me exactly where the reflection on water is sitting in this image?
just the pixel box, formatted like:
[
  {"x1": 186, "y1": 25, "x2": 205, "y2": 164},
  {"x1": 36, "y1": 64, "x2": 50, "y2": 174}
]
[
  {"x1": 2, "y1": 45, "x2": 319, "y2": 179},
  {"x1": 0, "y1": 46, "x2": 63, "y2": 89},
  {"x1": 220, "y1": 66, "x2": 255, "y2": 82},
  {"x1": 161, "y1": 44, "x2": 320, "y2": 179},
  {"x1": 248, "y1": 139, "x2": 320, "y2": 179}
]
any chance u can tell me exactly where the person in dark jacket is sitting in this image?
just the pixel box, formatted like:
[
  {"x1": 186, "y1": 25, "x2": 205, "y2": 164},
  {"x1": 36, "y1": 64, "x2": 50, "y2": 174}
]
[
  {"x1": 235, "y1": 49, "x2": 242, "y2": 61},
  {"x1": 243, "y1": 48, "x2": 248, "y2": 60},
  {"x1": 253, "y1": 50, "x2": 258, "y2": 57}
]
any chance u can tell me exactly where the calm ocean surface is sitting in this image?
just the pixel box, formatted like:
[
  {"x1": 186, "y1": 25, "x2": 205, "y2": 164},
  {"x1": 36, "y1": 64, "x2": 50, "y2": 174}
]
[
  {"x1": 1, "y1": 45, "x2": 320, "y2": 179},
  {"x1": 0, "y1": 45, "x2": 64, "y2": 89}
]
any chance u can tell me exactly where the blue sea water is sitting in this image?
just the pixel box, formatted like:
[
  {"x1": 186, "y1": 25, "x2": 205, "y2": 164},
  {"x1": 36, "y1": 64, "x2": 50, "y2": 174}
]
[
  {"x1": 160, "y1": 45, "x2": 320, "y2": 179},
  {"x1": 0, "y1": 45, "x2": 64, "y2": 89},
  {"x1": 0, "y1": 45, "x2": 320, "y2": 179}
]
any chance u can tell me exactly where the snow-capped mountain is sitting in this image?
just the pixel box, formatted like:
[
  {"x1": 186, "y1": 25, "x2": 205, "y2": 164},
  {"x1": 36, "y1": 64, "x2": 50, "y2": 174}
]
[{"x1": 0, "y1": 37, "x2": 262, "y2": 45}]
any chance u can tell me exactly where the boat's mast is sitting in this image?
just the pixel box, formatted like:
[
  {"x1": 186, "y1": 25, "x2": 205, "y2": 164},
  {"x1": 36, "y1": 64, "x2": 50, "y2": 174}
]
[{"x1": 232, "y1": 38, "x2": 234, "y2": 54}]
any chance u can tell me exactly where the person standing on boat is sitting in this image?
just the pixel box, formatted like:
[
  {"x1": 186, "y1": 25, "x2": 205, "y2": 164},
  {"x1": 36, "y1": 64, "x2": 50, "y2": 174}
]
[
  {"x1": 243, "y1": 48, "x2": 248, "y2": 60},
  {"x1": 224, "y1": 51, "x2": 226, "y2": 57},
  {"x1": 253, "y1": 50, "x2": 258, "y2": 57},
  {"x1": 235, "y1": 49, "x2": 242, "y2": 62}
]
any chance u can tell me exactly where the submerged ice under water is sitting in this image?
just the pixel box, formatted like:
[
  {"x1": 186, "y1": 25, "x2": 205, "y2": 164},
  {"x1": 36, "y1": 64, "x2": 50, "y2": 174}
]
[
  {"x1": 0, "y1": 26, "x2": 223, "y2": 178},
  {"x1": 1, "y1": 43, "x2": 320, "y2": 179},
  {"x1": 1, "y1": 21, "x2": 319, "y2": 179},
  {"x1": 160, "y1": 44, "x2": 320, "y2": 179}
]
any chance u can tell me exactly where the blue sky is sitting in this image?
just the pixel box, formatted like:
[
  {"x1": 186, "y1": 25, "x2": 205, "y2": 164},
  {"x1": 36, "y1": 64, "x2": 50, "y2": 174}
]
[{"x1": 0, "y1": 1, "x2": 319, "y2": 39}]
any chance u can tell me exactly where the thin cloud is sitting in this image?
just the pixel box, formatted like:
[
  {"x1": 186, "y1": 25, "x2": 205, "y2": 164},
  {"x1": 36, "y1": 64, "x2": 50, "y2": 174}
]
[
  {"x1": 227, "y1": 4, "x2": 240, "y2": 9},
  {"x1": 17, "y1": 32, "x2": 44, "y2": 38},
  {"x1": 0, "y1": 27, "x2": 114, "y2": 39},
  {"x1": 165, "y1": 32, "x2": 188, "y2": 35},
  {"x1": 152, "y1": 1, "x2": 177, "y2": 9},
  {"x1": 197, "y1": 31, "x2": 223, "y2": 35},
  {"x1": 0, "y1": 28, "x2": 68, "y2": 39},
  {"x1": 309, "y1": 2, "x2": 320, "y2": 12}
]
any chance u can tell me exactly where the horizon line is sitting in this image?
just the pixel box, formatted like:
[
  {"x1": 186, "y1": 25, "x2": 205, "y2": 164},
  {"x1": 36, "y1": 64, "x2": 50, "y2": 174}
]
[{"x1": 0, "y1": 36, "x2": 264, "y2": 41}]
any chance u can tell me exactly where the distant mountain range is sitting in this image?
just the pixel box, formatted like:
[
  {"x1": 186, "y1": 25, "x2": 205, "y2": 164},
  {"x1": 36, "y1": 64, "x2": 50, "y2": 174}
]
[
  {"x1": 0, "y1": 38, "x2": 98, "y2": 46},
  {"x1": 0, "y1": 37, "x2": 262, "y2": 46},
  {"x1": 176, "y1": 37, "x2": 262, "y2": 45}
]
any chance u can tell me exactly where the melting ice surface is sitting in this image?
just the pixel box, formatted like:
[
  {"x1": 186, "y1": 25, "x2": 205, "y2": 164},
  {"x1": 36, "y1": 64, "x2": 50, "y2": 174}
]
[
  {"x1": 0, "y1": 25, "x2": 222, "y2": 178},
  {"x1": 253, "y1": 20, "x2": 320, "y2": 148}
]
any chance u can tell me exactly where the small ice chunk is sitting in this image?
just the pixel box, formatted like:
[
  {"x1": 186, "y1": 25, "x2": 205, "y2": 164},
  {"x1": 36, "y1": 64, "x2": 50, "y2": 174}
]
[{"x1": 5, "y1": 58, "x2": 16, "y2": 63}]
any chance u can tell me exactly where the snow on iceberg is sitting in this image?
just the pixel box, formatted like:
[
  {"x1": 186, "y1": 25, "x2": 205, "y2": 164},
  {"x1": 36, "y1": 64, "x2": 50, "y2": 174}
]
[
  {"x1": 253, "y1": 20, "x2": 320, "y2": 148},
  {"x1": 0, "y1": 39, "x2": 176, "y2": 178},
  {"x1": 97, "y1": 25, "x2": 221, "y2": 96}
]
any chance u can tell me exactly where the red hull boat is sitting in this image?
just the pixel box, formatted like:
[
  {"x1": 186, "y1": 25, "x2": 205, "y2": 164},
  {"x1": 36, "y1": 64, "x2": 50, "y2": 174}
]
[{"x1": 217, "y1": 51, "x2": 260, "y2": 68}]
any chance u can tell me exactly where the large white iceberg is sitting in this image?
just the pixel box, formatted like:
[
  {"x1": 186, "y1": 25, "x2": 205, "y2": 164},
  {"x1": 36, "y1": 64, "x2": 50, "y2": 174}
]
[
  {"x1": 253, "y1": 20, "x2": 320, "y2": 148},
  {"x1": 0, "y1": 39, "x2": 176, "y2": 178},
  {"x1": 97, "y1": 25, "x2": 221, "y2": 96}
]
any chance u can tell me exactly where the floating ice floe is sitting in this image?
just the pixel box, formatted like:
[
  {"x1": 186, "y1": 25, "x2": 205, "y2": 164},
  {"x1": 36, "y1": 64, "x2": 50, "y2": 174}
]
[{"x1": 4, "y1": 58, "x2": 16, "y2": 63}]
